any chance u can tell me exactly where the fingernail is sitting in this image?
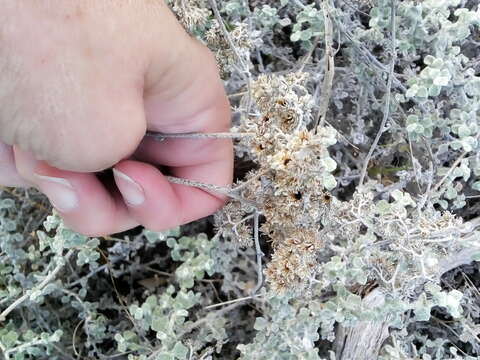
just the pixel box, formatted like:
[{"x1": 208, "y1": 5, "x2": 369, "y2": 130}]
[
  {"x1": 113, "y1": 169, "x2": 145, "y2": 207},
  {"x1": 35, "y1": 175, "x2": 79, "y2": 212}
]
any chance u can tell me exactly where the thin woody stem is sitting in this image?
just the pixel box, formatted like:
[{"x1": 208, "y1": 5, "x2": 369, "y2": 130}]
[
  {"x1": 146, "y1": 131, "x2": 253, "y2": 141},
  {"x1": 144, "y1": 131, "x2": 260, "y2": 206},
  {"x1": 165, "y1": 176, "x2": 232, "y2": 197},
  {"x1": 165, "y1": 176, "x2": 258, "y2": 207},
  {"x1": 314, "y1": 0, "x2": 335, "y2": 129},
  {"x1": 359, "y1": 0, "x2": 396, "y2": 186},
  {"x1": 251, "y1": 209, "x2": 264, "y2": 295},
  {"x1": 0, "y1": 249, "x2": 74, "y2": 322}
]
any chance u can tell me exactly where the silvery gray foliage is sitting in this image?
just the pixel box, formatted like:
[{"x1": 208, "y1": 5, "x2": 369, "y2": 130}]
[{"x1": 1, "y1": 0, "x2": 480, "y2": 359}]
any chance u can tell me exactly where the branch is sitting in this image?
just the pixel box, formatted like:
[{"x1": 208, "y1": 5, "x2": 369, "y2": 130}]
[
  {"x1": 0, "y1": 249, "x2": 74, "y2": 322},
  {"x1": 335, "y1": 216, "x2": 480, "y2": 359},
  {"x1": 165, "y1": 176, "x2": 232, "y2": 198},
  {"x1": 439, "y1": 247, "x2": 480, "y2": 276},
  {"x1": 186, "y1": 302, "x2": 244, "y2": 333},
  {"x1": 430, "y1": 133, "x2": 480, "y2": 194},
  {"x1": 165, "y1": 176, "x2": 259, "y2": 208},
  {"x1": 334, "y1": 288, "x2": 391, "y2": 360},
  {"x1": 359, "y1": 0, "x2": 397, "y2": 185},
  {"x1": 251, "y1": 210, "x2": 264, "y2": 295},
  {"x1": 314, "y1": 0, "x2": 335, "y2": 129},
  {"x1": 438, "y1": 220, "x2": 480, "y2": 275},
  {"x1": 147, "y1": 301, "x2": 245, "y2": 360},
  {"x1": 208, "y1": 0, "x2": 253, "y2": 114},
  {"x1": 146, "y1": 131, "x2": 253, "y2": 141},
  {"x1": 334, "y1": 10, "x2": 423, "y2": 110},
  {"x1": 298, "y1": 37, "x2": 320, "y2": 72},
  {"x1": 204, "y1": 295, "x2": 256, "y2": 310},
  {"x1": 4, "y1": 339, "x2": 52, "y2": 359},
  {"x1": 208, "y1": 0, "x2": 246, "y2": 70}
]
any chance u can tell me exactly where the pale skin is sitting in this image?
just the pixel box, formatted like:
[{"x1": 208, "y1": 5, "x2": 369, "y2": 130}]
[{"x1": 0, "y1": 1, "x2": 233, "y2": 236}]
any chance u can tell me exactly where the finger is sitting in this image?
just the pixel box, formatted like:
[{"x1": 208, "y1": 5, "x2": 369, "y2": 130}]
[
  {"x1": 140, "y1": 35, "x2": 233, "y2": 180},
  {"x1": 14, "y1": 147, "x2": 137, "y2": 237},
  {"x1": 113, "y1": 160, "x2": 227, "y2": 232},
  {"x1": 131, "y1": 30, "x2": 233, "y2": 227},
  {"x1": 0, "y1": 142, "x2": 29, "y2": 187}
]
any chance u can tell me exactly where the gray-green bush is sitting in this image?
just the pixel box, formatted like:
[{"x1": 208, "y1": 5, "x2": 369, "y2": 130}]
[{"x1": 1, "y1": 0, "x2": 480, "y2": 359}]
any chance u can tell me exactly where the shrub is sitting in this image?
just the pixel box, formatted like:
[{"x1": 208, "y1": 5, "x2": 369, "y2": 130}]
[{"x1": 1, "y1": 0, "x2": 480, "y2": 359}]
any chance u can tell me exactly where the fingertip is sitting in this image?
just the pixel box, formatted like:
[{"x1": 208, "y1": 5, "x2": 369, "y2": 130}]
[
  {"x1": 113, "y1": 161, "x2": 183, "y2": 231},
  {"x1": 112, "y1": 168, "x2": 147, "y2": 208},
  {"x1": 114, "y1": 160, "x2": 229, "y2": 231},
  {"x1": 32, "y1": 162, "x2": 137, "y2": 236}
]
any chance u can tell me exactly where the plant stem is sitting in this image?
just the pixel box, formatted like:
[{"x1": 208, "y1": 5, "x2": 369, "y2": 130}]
[
  {"x1": 0, "y1": 249, "x2": 74, "y2": 322},
  {"x1": 359, "y1": 0, "x2": 397, "y2": 186}
]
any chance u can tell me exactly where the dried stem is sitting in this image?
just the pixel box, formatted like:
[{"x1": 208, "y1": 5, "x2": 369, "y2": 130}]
[
  {"x1": 359, "y1": 0, "x2": 396, "y2": 186},
  {"x1": 251, "y1": 210, "x2": 264, "y2": 295},
  {"x1": 334, "y1": 288, "x2": 391, "y2": 360},
  {"x1": 165, "y1": 176, "x2": 232, "y2": 198},
  {"x1": 430, "y1": 134, "x2": 480, "y2": 195},
  {"x1": 208, "y1": 0, "x2": 253, "y2": 114},
  {"x1": 146, "y1": 131, "x2": 253, "y2": 141},
  {"x1": 298, "y1": 36, "x2": 320, "y2": 72},
  {"x1": 209, "y1": 0, "x2": 246, "y2": 70},
  {"x1": 407, "y1": 133, "x2": 421, "y2": 192},
  {"x1": 165, "y1": 176, "x2": 258, "y2": 208},
  {"x1": 314, "y1": 0, "x2": 335, "y2": 129},
  {"x1": 335, "y1": 9, "x2": 422, "y2": 111},
  {"x1": 204, "y1": 295, "x2": 255, "y2": 310}
]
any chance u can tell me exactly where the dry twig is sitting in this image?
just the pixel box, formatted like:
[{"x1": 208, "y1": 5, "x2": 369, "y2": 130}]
[
  {"x1": 146, "y1": 131, "x2": 253, "y2": 141},
  {"x1": 359, "y1": 0, "x2": 397, "y2": 185},
  {"x1": 314, "y1": 0, "x2": 335, "y2": 129},
  {"x1": 431, "y1": 133, "x2": 480, "y2": 195},
  {"x1": 251, "y1": 210, "x2": 264, "y2": 295}
]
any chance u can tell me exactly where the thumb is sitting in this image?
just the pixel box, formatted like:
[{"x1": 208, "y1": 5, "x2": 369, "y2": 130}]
[
  {"x1": 138, "y1": 23, "x2": 232, "y2": 181},
  {"x1": 0, "y1": 2, "x2": 222, "y2": 173},
  {"x1": 108, "y1": 35, "x2": 233, "y2": 232}
]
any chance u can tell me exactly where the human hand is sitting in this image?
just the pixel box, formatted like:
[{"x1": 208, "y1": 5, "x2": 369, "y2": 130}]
[{"x1": 0, "y1": 1, "x2": 233, "y2": 236}]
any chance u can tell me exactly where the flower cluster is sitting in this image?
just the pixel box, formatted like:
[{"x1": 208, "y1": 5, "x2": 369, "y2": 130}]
[
  {"x1": 169, "y1": 0, "x2": 211, "y2": 32},
  {"x1": 205, "y1": 21, "x2": 251, "y2": 76},
  {"x1": 216, "y1": 73, "x2": 340, "y2": 291}
]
